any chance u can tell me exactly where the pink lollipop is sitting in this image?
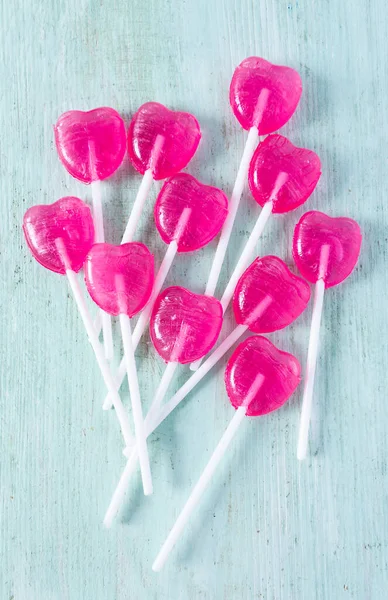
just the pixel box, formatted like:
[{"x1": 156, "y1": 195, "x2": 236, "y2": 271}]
[
  {"x1": 55, "y1": 107, "x2": 127, "y2": 360},
  {"x1": 191, "y1": 134, "x2": 320, "y2": 371},
  {"x1": 103, "y1": 174, "x2": 227, "y2": 411},
  {"x1": 197, "y1": 58, "x2": 302, "y2": 349},
  {"x1": 292, "y1": 211, "x2": 362, "y2": 459},
  {"x1": 121, "y1": 102, "x2": 201, "y2": 244},
  {"x1": 146, "y1": 287, "x2": 223, "y2": 424},
  {"x1": 103, "y1": 256, "x2": 309, "y2": 527},
  {"x1": 23, "y1": 198, "x2": 134, "y2": 451},
  {"x1": 153, "y1": 336, "x2": 301, "y2": 571},
  {"x1": 84, "y1": 243, "x2": 154, "y2": 494}
]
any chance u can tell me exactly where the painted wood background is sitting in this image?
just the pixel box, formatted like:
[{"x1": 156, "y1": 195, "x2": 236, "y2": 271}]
[{"x1": 1, "y1": 0, "x2": 387, "y2": 598}]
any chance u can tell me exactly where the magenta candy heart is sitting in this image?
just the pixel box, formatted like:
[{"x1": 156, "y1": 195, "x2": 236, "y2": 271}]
[
  {"x1": 229, "y1": 57, "x2": 302, "y2": 133},
  {"x1": 54, "y1": 107, "x2": 126, "y2": 183},
  {"x1": 225, "y1": 336, "x2": 301, "y2": 417},
  {"x1": 293, "y1": 211, "x2": 362, "y2": 288},
  {"x1": 84, "y1": 243, "x2": 154, "y2": 317},
  {"x1": 150, "y1": 286, "x2": 223, "y2": 364},
  {"x1": 233, "y1": 256, "x2": 311, "y2": 333},
  {"x1": 23, "y1": 197, "x2": 95, "y2": 274},
  {"x1": 248, "y1": 135, "x2": 321, "y2": 214},
  {"x1": 154, "y1": 174, "x2": 228, "y2": 252},
  {"x1": 127, "y1": 102, "x2": 201, "y2": 180}
]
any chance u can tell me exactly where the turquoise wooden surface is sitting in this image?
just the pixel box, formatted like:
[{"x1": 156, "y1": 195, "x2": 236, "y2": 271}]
[{"x1": 1, "y1": 0, "x2": 387, "y2": 598}]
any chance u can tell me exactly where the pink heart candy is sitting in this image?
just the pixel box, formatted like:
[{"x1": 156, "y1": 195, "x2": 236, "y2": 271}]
[
  {"x1": 154, "y1": 174, "x2": 228, "y2": 252},
  {"x1": 127, "y1": 102, "x2": 201, "y2": 180},
  {"x1": 54, "y1": 107, "x2": 126, "y2": 183},
  {"x1": 293, "y1": 211, "x2": 362, "y2": 288},
  {"x1": 23, "y1": 197, "x2": 95, "y2": 274},
  {"x1": 233, "y1": 256, "x2": 311, "y2": 332},
  {"x1": 225, "y1": 336, "x2": 301, "y2": 417},
  {"x1": 150, "y1": 286, "x2": 223, "y2": 364},
  {"x1": 248, "y1": 134, "x2": 321, "y2": 214},
  {"x1": 229, "y1": 57, "x2": 302, "y2": 133},
  {"x1": 84, "y1": 243, "x2": 154, "y2": 317}
]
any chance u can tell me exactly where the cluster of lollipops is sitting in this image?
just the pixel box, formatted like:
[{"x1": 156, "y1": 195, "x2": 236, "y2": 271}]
[{"x1": 22, "y1": 57, "x2": 362, "y2": 571}]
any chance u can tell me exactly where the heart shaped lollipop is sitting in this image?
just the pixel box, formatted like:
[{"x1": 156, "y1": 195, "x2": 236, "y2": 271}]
[
  {"x1": 154, "y1": 174, "x2": 228, "y2": 252},
  {"x1": 85, "y1": 242, "x2": 155, "y2": 493},
  {"x1": 248, "y1": 134, "x2": 321, "y2": 214},
  {"x1": 152, "y1": 335, "x2": 301, "y2": 571},
  {"x1": 230, "y1": 57, "x2": 302, "y2": 133},
  {"x1": 293, "y1": 210, "x2": 362, "y2": 288},
  {"x1": 54, "y1": 108, "x2": 126, "y2": 183},
  {"x1": 292, "y1": 210, "x2": 362, "y2": 460},
  {"x1": 150, "y1": 286, "x2": 223, "y2": 364},
  {"x1": 225, "y1": 336, "x2": 301, "y2": 416},
  {"x1": 233, "y1": 255, "x2": 311, "y2": 332},
  {"x1": 127, "y1": 102, "x2": 201, "y2": 180},
  {"x1": 84, "y1": 243, "x2": 154, "y2": 317},
  {"x1": 23, "y1": 197, "x2": 95, "y2": 274}
]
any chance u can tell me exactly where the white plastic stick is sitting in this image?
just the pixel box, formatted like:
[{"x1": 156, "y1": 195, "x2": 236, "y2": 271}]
[
  {"x1": 119, "y1": 312, "x2": 153, "y2": 495},
  {"x1": 121, "y1": 134, "x2": 164, "y2": 244},
  {"x1": 203, "y1": 126, "x2": 259, "y2": 300},
  {"x1": 297, "y1": 244, "x2": 329, "y2": 460},
  {"x1": 147, "y1": 362, "x2": 179, "y2": 427},
  {"x1": 219, "y1": 199, "x2": 273, "y2": 313},
  {"x1": 152, "y1": 374, "x2": 264, "y2": 571},
  {"x1": 90, "y1": 180, "x2": 114, "y2": 361},
  {"x1": 102, "y1": 208, "x2": 192, "y2": 410},
  {"x1": 152, "y1": 407, "x2": 246, "y2": 570},
  {"x1": 55, "y1": 239, "x2": 134, "y2": 450},
  {"x1": 121, "y1": 169, "x2": 154, "y2": 244}
]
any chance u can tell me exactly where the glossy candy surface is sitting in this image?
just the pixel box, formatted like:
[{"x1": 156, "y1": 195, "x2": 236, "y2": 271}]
[
  {"x1": 154, "y1": 174, "x2": 228, "y2": 252},
  {"x1": 233, "y1": 255, "x2": 311, "y2": 332},
  {"x1": 150, "y1": 286, "x2": 223, "y2": 364},
  {"x1": 293, "y1": 211, "x2": 362, "y2": 288},
  {"x1": 54, "y1": 108, "x2": 126, "y2": 184},
  {"x1": 128, "y1": 102, "x2": 201, "y2": 180},
  {"x1": 248, "y1": 135, "x2": 321, "y2": 214},
  {"x1": 84, "y1": 243, "x2": 154, "y2": 317},
  {"x1": 23, "y1": 197, "x2": 95, "y2": 274},
  {"x1": 230, "y1": 57, "x2": 302, "y2": 133},
  {"x1": 225, "y1": 336, "x2": 301, "y2": 416}
]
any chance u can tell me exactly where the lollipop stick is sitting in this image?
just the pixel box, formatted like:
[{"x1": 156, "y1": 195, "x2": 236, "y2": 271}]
[
  {"x1": 121, "y1": 135, "x2": 164, "y2": 244},
  {"x1": 203, "y1": 126, "x2": 259, "y2": 300},
  {"x1": 152, "y1": 374, "x2": 264, "y2": 571},
  {"x1": 297, "y1": 244, "x2": 329, "y2": 460},
  {"x1": 103, "y1": 208, "x2": 192, "y2": 410},
  {"x1": 197, "y1": 90, "x2": 270, "y2": 306},
  {"x1": 119, "y1": 311, "x2": 153, "y2": 495},
  {"x1": 132, "y1": 208, "x2": 191, "y2": 348},
  {"x1": 147, "y1": 362, "x2": 179, "y2": 426},
  {"x1": 88, "y1": 142, "x2": 114, "y2": 361},
  {"x1": 54, "y1": 239, "x2": 134, "y2": 450},
  {"x1": 219, "y1": 200, "x2": 273, "y2": 312}
]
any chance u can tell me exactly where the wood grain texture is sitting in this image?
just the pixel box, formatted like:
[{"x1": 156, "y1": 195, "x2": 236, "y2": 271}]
[{"x1": 1, "y1": 0, "x2": 387, "y2": 598}]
